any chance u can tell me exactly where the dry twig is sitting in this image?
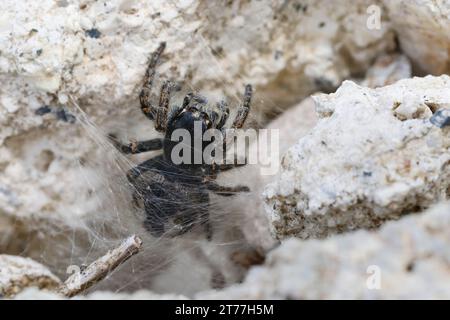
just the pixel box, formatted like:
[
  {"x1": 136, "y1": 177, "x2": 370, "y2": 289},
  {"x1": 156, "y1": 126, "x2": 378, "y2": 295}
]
[{"x1": 58, "y1": 235, "x2": 143, "y2": 297}]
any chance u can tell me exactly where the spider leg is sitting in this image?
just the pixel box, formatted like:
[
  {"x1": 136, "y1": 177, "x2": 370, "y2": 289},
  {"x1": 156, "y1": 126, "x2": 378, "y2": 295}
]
[
  {"x1": 231, "y1": 84, "x2": 252, "y2": 129},
  {"x1": 215, "y1": 87, "x2": 251, "y2": 169},
  {"x1": 206, "y1": 181, "x2": 250, "y2": 197},
  {"x1": 216, "y1": 100, "x2": 230, "y2": 129},
  {"x1": 155, "y1": 80, "x2": 174, "y2": 131},
  {"x1": 204, "y1": 100, "x2": 230, "y2": 171},
  {"x1": 109, "y1": 135, "x2": 163, "y2": 154},
  {"x1": 139, "y1": 42, "x2": 166, "y2": 121}
]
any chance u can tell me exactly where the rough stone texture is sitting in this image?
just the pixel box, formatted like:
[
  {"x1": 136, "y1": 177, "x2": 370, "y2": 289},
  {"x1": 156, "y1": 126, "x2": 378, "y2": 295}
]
[
  {"x1": 10, "y1": 203, "x2": 450, "y2": 300},
  {"x1": 0, "y1": 0, "x2": 395, "y2": 246},
  {"x1": 231, "y1": 53, "x2": 413, "y2": 249},
  {"x1": 223, "y1": 97, "x2": 318, "y2": 250},
  {"x1": 14, "y1": 287, "x2": 187, "y2": 300},
  {"x1": 0, "y1": 254, "x2": 61, "y2": 297},
  {"x1": 0, "y1": 0, "x2": 396, "y2": 294},
  {"x1": 383, "y1": 0, "x2": 450, "y2": 75},
  {"x1": 2, "y1": 0, "x2": 449, "y2": 300},
  {"x1": 198, "y1": 202, "x2": 450, "y2": 299},
  {"x1": 265, "y1": 75, "x2": 450, "y2": 240},
  {"x1": 360, "y1": 53, "x2": 411, "y2": 88}
]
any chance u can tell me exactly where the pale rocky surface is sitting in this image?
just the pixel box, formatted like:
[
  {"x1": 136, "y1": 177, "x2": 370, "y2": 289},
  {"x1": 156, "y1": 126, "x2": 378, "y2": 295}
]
[
  {"x1": 0, "y1": 0, "x2": 396, "y2": 296},
  {"x1": 265, "y1": 75, "x2": 450, "y2": 240},
  {"x1": 222, "y1": 97, "x2": 318, "y2": 250},
  {"x1": 1, "y1": 0, "x2": 450, "y2": 300},
  {"x1": 14, "y1": 202, "x2": 450, "y2": 299},
  {"x1": 0, "y1": 0, "x2": 395, "y2": 248},
  {"x1": 0, "y1": 254, "x2": 61, "y2": 297},
  {"x1": 198, "y1": 202, "x2": 450, "y2": 299},
  {"x1": 14, "y1": 287, "x2": 187, "y2": 300},
  {"x1": 232, "y1": 53, "x2": 412, "y2": 249},
  {"x1": 360, "y1": 53, "x2": 411, "y2": 88},
  {"x1": 383, "y1": 0, "x2": 450, "y2": 75}
]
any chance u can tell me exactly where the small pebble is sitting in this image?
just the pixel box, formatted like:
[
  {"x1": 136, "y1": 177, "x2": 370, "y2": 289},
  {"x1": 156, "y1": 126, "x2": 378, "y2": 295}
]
[
  {"x1": 363, "y1": 171, "x2": 372, "y2": 177},
  {"x1": 35, "y1": 105, "x2": 52, "y2": 116},
  {"x1": 85, "y1": 28, "x2": 101, "y2": 39},
  {"x1": 55, "y1": 108, "x2": 76, "y2": 123},
  {"x1": 430, "y1": 108, "x2": 450, "y2": 128}
]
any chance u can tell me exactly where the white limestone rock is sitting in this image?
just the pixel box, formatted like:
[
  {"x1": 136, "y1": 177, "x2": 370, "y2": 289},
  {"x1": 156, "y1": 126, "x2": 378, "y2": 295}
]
[
  {"x1": 223, "y1": 97, "x2": 319, "y2": 250},
  {"x1": 0, "y1": 0, "x2": 395, "y2": 235},
  {"x1": 383, "y1": 0, "x2": 450, "y2": 75},
  {"x1": 198, "y1": 202, "x2": 450, "y2": 299},
  {"x1": 0, "y1": 254, "x2": 61, "y2": 297},
  {"x1": 13, "y1": 287, "x2": 187, "y2": 300},
  {"x1": 0, "y1": 0, "x2": 395, "y2": 287},
  {"x1": 360, "y1": 53, "x2": 412, "y2": 88},
  {"x1": 264, "y1": 75, "x2": 450, "y2": 240},
  {"x1": 230, "y1": 54, "x2": 412, "y2": 250},
  {"x1": 10, "y1": 203, "x2": 450, "y2": 299}
]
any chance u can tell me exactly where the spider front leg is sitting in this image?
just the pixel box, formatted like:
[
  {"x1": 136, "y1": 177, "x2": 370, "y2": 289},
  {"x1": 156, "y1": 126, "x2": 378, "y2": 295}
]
[
  {"x1": 155, "y1": 80, "x2": 175, "y2": 131},
  {"x1": 139, "y1": 42, "x2": 166, "y2": 121},
  {"x1": 109, "y1": 134, "x2": 163, "y2": 154},
  {"x1": 210, "y1": 85, "x2": 251, "y2": 175},
  {"x1": 232, "y1": 84, "x2": 252, "y2": 129}
]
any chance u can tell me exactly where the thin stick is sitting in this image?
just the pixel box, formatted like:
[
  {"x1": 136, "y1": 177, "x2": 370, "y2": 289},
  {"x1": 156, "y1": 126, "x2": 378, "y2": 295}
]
[{"x1": 58, "y1": 235, "x2": 143, "y2": 297}]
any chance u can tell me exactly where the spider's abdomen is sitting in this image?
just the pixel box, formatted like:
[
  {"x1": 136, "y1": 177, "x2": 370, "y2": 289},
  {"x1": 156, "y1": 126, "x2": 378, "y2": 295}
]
[{"x1": 135, "y1": 159, "x2": 210, "y2": 237}]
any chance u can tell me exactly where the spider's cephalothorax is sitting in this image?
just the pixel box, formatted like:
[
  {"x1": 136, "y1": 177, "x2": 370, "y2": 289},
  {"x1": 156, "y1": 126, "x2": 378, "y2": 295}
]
[{"x1": 112, "y1": 42, "x2": 252, "y2": 239}]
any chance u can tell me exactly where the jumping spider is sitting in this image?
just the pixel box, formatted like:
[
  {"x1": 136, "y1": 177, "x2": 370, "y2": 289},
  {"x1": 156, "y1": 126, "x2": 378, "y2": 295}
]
[{"x1": 112, "y1": 42, "x2": 252, "y2": 239}]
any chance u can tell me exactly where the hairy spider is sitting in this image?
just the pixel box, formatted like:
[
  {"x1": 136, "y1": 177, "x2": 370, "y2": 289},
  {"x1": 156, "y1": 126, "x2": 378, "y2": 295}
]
[{"x1": 112, "y1": 42, "x2": 252, "y2": 239}]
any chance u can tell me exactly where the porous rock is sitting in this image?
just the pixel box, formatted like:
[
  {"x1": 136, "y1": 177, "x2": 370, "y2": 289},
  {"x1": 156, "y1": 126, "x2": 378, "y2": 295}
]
[
  {"x1": 0, "y1": 0, "x2": 395, "y2": 242},
  {"x1": 383, "y1": 0, "x2": 450, "y2": 75},
  {"x1": 0, "y1": 254, "x2": 61, "y2": 297},
  {"x1": 198, "y1": 202, "x2": 450, "y2": 299},
  {"x1": 264, "y1": 75, "x2": 450, "y2": 240},
  {"x1": 233, "y1": 53, "x2": 413, "y2": 249},
  {"x1": 0, "y1": 0, "x2": 395, "y2": 291}
]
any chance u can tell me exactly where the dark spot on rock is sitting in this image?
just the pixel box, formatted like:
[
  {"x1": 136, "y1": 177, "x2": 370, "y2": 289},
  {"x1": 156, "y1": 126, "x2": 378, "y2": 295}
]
[
  {"x1": 405, "y1": 261, "x2": 415, "y2": 272},
  {"x1": 363, "y1": 171, "x2": 372, "y2": 177},
  {"x1": 36, "y1": 49, "x2": 43, "y2": 56},
  {"x1": 35, "y1": 105, "x2": 52, "y2": 116},
  {"x1": 293, "y1": 3, "x2": 308, "y2": 13},
  {"x1": 274, "y1": 50, "x2": 283, "y2": 60},
  {"x1": 56, "y1": 108, "x2": 76, "y2": 123},
  {"x1": 319, "y1": 22, "x2": 326, "y2": 28},
  {"x1": 85, "y1": 28, "x2": 101, "y2": 39},
  {"x1": 314, "y1": 77, "x2": 335, "y2": 93},
  {"x1": 212, "y1": 46, "x2": 224, "y2": 57}
]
